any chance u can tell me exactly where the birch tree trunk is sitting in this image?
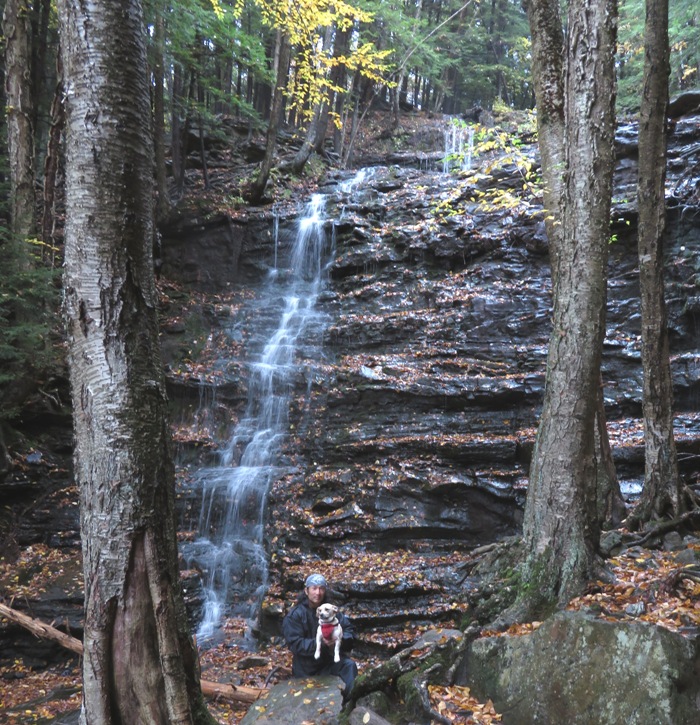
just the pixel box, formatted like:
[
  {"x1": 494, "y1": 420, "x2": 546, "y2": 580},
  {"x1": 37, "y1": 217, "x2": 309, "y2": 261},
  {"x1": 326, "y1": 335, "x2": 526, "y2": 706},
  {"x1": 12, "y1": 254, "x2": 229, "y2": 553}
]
[
  {"x1": 57, "y1": 1, "x2": 214, "y2": 722},
  {"x1": 628, "y1": 0, "x2": 682, "y2": 526},
  {"x1": 519, "y1": 0, "x2": 618, "y2": 613}
]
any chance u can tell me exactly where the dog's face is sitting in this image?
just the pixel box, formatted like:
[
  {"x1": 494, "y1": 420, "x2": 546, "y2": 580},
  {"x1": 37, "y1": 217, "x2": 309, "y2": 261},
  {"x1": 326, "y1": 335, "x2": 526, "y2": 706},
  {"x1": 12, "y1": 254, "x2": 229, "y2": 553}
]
[{"x1": 316, "y1": 603, "x2": 339, "y2": 623}]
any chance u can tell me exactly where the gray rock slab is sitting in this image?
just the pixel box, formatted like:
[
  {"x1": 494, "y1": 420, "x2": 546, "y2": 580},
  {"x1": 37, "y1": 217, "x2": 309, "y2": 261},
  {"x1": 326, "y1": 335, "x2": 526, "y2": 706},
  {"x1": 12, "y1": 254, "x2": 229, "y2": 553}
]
[
  {"x1": 348, "y1": 705, "x2": 393, "y2": 725},
  {"x1": 239, "y1": 676, "x2": 345, "y2": 725},
  {"x1": 458, "y1": 610, "x2": 700, "y2": 725}
]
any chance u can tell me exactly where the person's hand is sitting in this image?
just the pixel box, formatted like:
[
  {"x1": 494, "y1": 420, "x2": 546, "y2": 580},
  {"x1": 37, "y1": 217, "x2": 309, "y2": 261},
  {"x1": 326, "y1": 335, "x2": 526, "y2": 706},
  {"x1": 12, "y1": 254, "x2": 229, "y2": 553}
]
[{"x1": 322, "y1": 636, "x2": 334, "y2": 646}]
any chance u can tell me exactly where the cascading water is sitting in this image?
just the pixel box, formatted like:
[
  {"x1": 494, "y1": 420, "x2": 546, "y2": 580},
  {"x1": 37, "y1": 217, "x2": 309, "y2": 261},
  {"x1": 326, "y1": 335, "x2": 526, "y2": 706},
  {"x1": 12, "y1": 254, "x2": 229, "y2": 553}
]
[
  {"x1": 443, "y1": 121, "x2": 475, "y2": 174},
  {"x1": 184, "y1": 172, "x2": 367, "y2": 642}
]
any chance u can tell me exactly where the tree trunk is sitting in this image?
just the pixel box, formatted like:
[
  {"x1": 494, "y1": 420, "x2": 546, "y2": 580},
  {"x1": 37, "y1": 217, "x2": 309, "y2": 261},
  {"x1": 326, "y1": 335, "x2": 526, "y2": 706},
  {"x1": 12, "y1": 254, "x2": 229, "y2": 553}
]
[
  {"x1": 197, "y1": 78, "x2": 210, "y2": 189},
  {"x1": 628, "y1": 0, "x2": 682, "y2": 527},
  {"x1": 331, "y1": 26, "x2": 352, "y2": 155},
  {"x1": 289, "y1": 102, "x2": 324, "y2": 174},
  {"x1": 153, "y1": 6, "x2": 170, "y2": 221},
  {"x1": 520, "y1": 0, "x2": 617, "y2": 613},
  {"x1": 247, "y1": 29, "x2": 291, "y2": 203},
  {"x1": 525, "y1": 0, "x2": 621, "y2": 532},
  {"x1": 595, "y1": 377, "x2": 626, "y2": 529},
  {"x1": 3, "y1": 0, "x2": 37, "y2": 241},
  {"x1": 289, "y1": 24, "x2": 335, "y2": 174},
  {"x1": 317, "y1": 26, "x2": 351, "y2": 157},
  {"x1": 30, "y1": 0, "x2": 52, "y2": 150},
  {"x1": 255, "y1": 32, "x2": 275, "y2": 121},
  {"x1": 56, "y1": 1, "x2": 214, "y2": 723},
  {"x1": 342, "y1": 74, "x2": 374, "y2": 168},
  {"x1": 41, "y1": 76, "x2": 64, "y2": 260},
  {"x1": 392, "y1": 0, "x2": 423, "y2": 128},
  {"x1": 523, "y1": 0, "x2": 565, "y2": 279},
  {"x1": 171, "y1": 64, "x2": 185, "y2": 197}
]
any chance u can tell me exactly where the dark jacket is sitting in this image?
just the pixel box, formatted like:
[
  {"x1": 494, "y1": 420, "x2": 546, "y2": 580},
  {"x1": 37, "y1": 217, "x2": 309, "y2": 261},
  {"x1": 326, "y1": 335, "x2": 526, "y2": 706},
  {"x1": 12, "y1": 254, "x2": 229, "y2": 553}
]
[{"x1": 282, "y1": 594, "x2": 355, "y2": 676}]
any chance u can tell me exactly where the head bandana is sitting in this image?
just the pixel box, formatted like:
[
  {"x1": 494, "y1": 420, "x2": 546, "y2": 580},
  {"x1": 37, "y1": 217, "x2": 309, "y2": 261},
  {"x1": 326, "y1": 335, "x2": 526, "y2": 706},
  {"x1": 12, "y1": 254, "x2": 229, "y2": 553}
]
[{"x1": 305, "y1": 573, "x2": 327, "y2": 588}]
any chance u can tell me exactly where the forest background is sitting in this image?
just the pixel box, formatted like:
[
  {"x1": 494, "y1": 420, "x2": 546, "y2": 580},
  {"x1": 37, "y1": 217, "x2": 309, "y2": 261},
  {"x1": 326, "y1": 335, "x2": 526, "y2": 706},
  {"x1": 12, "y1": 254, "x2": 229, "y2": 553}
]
[
  {"x1": 2, "y1": 0, "x2": 699, "y2": 436},
  {"x1": 1, "y1": 0, "x2": 699, "y2": 422}
]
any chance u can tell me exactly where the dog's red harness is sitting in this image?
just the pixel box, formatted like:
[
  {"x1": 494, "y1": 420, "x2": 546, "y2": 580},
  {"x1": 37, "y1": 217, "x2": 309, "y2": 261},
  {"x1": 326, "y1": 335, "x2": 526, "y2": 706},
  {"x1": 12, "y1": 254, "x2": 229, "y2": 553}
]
[{"x1": 321, "y1": 622, "x2": 337, "y2": 639}]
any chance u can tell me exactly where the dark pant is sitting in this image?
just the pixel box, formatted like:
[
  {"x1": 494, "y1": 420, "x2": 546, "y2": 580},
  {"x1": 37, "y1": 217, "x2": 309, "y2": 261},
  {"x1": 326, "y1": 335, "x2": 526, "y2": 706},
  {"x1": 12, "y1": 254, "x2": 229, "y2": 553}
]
[{"x1": 328, "y1": 656, "x2": 358, "y2": 697}]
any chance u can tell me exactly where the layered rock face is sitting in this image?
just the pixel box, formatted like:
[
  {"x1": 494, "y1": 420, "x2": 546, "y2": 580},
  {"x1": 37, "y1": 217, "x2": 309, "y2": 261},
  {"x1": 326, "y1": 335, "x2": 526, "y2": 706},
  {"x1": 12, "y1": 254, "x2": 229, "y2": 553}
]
[{"x1": 163, "y1": 114, "x2": 699, "y2": 640}]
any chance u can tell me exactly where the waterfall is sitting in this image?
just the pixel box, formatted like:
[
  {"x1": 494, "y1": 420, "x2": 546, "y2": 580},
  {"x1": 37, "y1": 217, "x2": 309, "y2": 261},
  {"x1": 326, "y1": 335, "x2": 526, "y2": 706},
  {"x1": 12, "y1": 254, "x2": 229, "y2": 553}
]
[
  {"x1": 443, "y1": 121, "x2": 475, "y2": 174},
  {"x1": 272, "y1": 205, "x2": 280, "y2": 269},
  {"x1": 184, "y1": 174, "x2": 364, "y2": 642}
]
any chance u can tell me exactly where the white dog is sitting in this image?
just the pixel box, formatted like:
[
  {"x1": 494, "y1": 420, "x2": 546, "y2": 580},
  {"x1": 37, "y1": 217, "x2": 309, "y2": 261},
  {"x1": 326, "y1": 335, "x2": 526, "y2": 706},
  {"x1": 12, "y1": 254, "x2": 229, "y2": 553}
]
[{"x1": 314, "y1": 603, "x2": 343, "y2": 663}]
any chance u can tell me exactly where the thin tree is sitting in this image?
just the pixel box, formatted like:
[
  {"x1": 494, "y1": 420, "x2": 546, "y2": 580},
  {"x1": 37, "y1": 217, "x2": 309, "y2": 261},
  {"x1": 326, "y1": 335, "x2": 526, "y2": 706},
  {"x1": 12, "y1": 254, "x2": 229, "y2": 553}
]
[
  {"x1": 57, "y1": 0, "x2": 215, "y2": 721},
  {"x1": 153, "y1": 3, "x2": 171, "y2": 222},
  {"x1": 3, "y1": 0, "x2": 36, "y2": 242},
  {"x1": 247, "y1": 27, "x2": 291, "y2": 203},
  {"x1": 41, "y1": 73, "x2": 64, "y2": 259},
  {"x1": 626, "y1": 0, "x2": 683, "y2": 527},
  {"x1": 516, "y1": 0, "x2": 618, "y2": 615}
]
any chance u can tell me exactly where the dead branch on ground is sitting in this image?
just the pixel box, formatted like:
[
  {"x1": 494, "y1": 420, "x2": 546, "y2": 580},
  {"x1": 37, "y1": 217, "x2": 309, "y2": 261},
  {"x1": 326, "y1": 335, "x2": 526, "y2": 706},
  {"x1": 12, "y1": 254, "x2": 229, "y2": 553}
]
[{"x1": 0, "y1": 602, "x2": 266, "y2": 704}]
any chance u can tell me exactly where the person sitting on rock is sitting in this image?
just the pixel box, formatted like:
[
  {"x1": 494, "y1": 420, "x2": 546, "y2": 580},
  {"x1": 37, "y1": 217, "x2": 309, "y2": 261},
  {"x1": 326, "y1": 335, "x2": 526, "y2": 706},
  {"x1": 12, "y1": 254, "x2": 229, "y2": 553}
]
[{"x1": 282, "y1": 573, "x2": 358, "y2": 699}]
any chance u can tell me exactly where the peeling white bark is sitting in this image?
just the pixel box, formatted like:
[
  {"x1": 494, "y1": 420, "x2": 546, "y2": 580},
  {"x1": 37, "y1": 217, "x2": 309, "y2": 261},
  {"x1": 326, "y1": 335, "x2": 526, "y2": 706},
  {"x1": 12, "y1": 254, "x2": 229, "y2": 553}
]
[{"x1": 57, "y1": 1, "x2": 211, "y2": 722}]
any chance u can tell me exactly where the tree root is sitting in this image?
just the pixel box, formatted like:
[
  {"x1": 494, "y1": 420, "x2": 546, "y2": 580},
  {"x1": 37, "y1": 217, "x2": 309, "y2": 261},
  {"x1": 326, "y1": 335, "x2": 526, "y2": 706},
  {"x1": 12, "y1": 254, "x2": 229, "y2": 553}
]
[
  {"x1": 629, "y1": 508, "x2": 700, "y2": 547},
  {"x1": 408, "y1": 665, "x2": 451, "y2": 725},
  {"x1": 683, "y1": 484, "x2": 700, "y2": 510},
  {"x1": 661, "y1": 566, "x2": 700, "y2": 595},
  {"x1": 264, "y1": 665, "x2": 284, "y2": 687},
  {"x1": 625, "y1": 484, "x2": 700, "y2": 534},
  {"x1": 348, "y1": 625, "x2": 480, "y2": 722}
]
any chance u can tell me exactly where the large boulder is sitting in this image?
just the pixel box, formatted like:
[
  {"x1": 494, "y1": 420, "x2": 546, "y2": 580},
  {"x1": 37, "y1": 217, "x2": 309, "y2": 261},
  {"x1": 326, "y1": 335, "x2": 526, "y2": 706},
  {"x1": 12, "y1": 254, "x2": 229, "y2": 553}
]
[
  {"x1": 457, "y1": 610, "x2": 700, "y2": 725},
  {"x1": 239, "y1": 676, "x2": 345, "y2": 725}
]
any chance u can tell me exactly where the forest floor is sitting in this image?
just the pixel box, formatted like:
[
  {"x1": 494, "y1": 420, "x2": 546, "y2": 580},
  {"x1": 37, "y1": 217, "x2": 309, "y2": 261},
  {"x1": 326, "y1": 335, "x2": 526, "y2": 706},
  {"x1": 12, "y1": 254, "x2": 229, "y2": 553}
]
[{"x1": 1, "y1": 530, "x2": 699, "y2": 723}]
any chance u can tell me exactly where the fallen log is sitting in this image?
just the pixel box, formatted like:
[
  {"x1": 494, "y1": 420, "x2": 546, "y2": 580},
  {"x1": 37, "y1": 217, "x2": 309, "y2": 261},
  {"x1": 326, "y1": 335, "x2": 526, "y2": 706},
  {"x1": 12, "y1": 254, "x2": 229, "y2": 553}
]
[
  {"x1": 0, "y1": 602, "x2": 266, "y2": 704},
  {"x1": 0, "y1": 602, "x2": 83, "y2": 656}
]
